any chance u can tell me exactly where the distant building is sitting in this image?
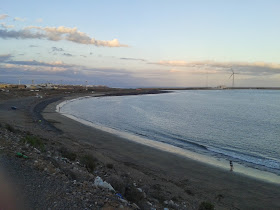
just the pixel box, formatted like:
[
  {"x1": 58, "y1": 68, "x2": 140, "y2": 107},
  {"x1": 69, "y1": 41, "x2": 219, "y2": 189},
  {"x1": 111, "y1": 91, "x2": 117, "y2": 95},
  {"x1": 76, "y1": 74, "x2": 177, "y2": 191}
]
[
  {"x1": 217, "y1": 85, "x2": 227, "y2": 89},
  {"x1": 10, "y1": 84, "x2": 26, "y2": 89},
  {"x1": 0, "y1": 84, "x2": 9, "y2": 88}
]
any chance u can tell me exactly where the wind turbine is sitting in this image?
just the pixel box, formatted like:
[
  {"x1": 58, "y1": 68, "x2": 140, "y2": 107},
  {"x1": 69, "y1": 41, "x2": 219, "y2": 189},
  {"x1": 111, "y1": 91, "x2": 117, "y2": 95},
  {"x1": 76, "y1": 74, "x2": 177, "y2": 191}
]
[{"x1": 229, "y1": 68, "x2": 237, "y2": 88}]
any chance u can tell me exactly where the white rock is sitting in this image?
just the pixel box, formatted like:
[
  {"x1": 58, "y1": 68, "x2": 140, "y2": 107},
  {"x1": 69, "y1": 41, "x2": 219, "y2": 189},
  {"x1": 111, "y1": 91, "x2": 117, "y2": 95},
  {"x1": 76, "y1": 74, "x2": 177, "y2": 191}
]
[
  {"x1": 147, "y1": 201, "x2": 153, "y2": 206},
  {"x1": 34, "y1": 148, "x2": 41, "y2": 154},
  {"x1": 132, "y1": 203, "x2": 140, "y2": 209},
  {"x1": 93, "y1": 176, "x2": 115, "y2": 192},
  {"x1": 137, "y1": 188, "x2": 143, "y2": 192},
  {"x1": 169, "y1": 200, "x2": 174, "y2": 205},
  {"x1": 119, "y1": 198, "x2": 128, "y2": 204}
]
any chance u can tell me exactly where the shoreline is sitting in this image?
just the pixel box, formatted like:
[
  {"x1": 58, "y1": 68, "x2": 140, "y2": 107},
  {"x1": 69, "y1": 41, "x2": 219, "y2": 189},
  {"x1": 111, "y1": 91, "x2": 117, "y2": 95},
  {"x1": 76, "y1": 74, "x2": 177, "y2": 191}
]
[
  {"x1": 57, "y1": 93, "x2": 280, "y2": 184},
  {"x1": 1, "y1": 89, "x2": 280, "y2": 209},
  {"x1": 42, "y1": 93, "x2": 280, "y2": 209}
]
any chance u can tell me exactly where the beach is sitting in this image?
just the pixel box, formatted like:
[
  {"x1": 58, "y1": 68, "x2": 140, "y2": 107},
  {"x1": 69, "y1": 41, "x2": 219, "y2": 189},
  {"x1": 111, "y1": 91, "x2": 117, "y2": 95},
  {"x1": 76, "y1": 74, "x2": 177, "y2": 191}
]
[{"x1": 0, "y1": 89, "x2": 280, "y2": 209}]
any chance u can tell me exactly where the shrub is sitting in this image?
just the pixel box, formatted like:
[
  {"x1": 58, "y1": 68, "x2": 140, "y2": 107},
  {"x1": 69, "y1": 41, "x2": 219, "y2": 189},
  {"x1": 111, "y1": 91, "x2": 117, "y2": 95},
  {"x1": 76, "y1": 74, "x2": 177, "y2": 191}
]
[
  {"x1": 59, "y1": 147, "x2": 77, "y2": 161},
  {"x1": 80, "y1": 154, "x2": 97, "y2": 172},
  {"x1": 22, "y1": 135, "x2": 45, "y2": 151},
  {"x1": 199, "y1": 201, "x2": 215, "y2": 210},
  {"x1": 106, "y1": 163, "x2": 114, "y2": 169},
  {"x1": 5, "y1": 124, "x2": 16, "y2": 133}
]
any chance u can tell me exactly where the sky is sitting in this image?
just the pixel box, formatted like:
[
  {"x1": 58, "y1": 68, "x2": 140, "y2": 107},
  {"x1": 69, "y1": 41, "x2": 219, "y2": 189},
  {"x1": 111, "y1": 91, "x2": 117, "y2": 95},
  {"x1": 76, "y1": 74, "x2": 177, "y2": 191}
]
[{"x1": 0, "y1": 0, "x2": 280, "y2": 87}]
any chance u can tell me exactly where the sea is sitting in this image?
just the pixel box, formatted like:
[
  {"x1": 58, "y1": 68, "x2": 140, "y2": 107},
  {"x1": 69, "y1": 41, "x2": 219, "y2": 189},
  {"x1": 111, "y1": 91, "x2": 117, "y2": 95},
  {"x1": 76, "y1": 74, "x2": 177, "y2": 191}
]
[{"x1": 58, "y1": 90, "x2": 280, "y2": 183}]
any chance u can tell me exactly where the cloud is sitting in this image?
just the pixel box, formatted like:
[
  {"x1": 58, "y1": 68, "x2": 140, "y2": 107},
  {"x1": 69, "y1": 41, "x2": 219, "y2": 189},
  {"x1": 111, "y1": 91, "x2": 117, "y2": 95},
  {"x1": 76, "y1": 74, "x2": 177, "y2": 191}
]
[
  {"x1": 169, "y1": 69, "x2": 184, "y2": 73},
  {"x1": 13, "y1": 17, "x2": 25, "y2": 22},
  {"x1": 0, "y1": 23, "x2": 14, "y2": 29},
  {"x1": 80, "y1": 55, "x2": 87, "y2": 58},
  {"x1": 36, "y1": 18, "x2": 43, "y2": 23},
  {"x1": 51, "y1": 47, "x2": 64, "y2": 52},
  {"x1": 0, "y1": 25, "x2": 128, "y2": 47},
  {"x1": 29, "y1": 45, "x2": 38, "y2": 47},
  {"x1": 0, "y1": 28, "x2": 45, "y2": 39},
  {"x1": 152, "y1": 60, "x2": 280, "y2": 76},
  {"x1": 0, "y1": 14, "x2": 8, "y2": 20},
  {"x1": 0, "y1": 58, "x2": 149, "y2": 87},
  {"x1": 63, "y1": 53, "x2": 73, "y2": 57},
  {"x1": 0, "y1": 54, "x2": 13, "y2": 62},
  {"x1": 120, "y1": 57, "x2": 146, "y2": 62},
  {"x1": 1, "y1": 58, "x2": 133, "y2": 76},
  {"x1": 154, "y1": 60, "x2": 188, "y2": 66},
  {"x1": 4, "y1": 60, "x2": 73, "y2": 69}
]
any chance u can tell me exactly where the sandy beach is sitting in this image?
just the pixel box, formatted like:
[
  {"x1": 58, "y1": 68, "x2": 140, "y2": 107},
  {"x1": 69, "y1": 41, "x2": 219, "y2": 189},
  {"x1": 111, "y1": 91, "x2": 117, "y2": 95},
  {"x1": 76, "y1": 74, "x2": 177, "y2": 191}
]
[{"x1": 1, "y1": 89, "x2": 280, "y2": 209}]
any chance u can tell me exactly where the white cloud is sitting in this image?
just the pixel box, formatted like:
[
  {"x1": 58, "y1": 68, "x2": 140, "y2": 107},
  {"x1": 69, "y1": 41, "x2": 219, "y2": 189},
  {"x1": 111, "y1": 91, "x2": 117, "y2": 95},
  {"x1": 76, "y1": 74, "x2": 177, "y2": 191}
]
[
  {"x1": 169, "y1": 68, "x2": 184, "y2": 73},
  {"x1": 0, "y1": 14, "x2": 8, "y2": 20},
  {"x1": 154, "y1": 60, "x2": 280, "y2": 69},
  {"x1": 0, "y1": 25, "x2": 128, "y2": 47},
  {"x1": 0, "y1": 23, "x2": 14, "y2": 29},
  {"x1": 152, "y1": 60, "x2": 280, "y2": 76},
  {"x1": 0, "y1": 54, "x2": 12, "y2": 61},
  {"x1": 13, "y1": 17, "x2": 25, "y2": 22},
  {"x1": 156, "y1": 60, "x2": 188, "y2": 66},
  {"x1": 36, "y1": 18, "x2": 43, "y2": 23}
]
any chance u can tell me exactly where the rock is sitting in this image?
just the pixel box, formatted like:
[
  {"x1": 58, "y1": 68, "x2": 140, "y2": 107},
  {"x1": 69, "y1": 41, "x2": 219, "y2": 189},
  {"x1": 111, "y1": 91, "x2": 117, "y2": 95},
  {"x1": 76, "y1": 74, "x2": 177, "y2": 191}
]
[
  {"x1": 124, "y1": 185, "x2": 145, "y2": 203},
  {"x1": 93, "y1": 176, "x2": 115, "y2": 192},
  {"x1": 137, "y1": 188, "x2": 143, "y2": 193},
  {"x1": 107, "y1": 175, "x2": 126, "y2": 195},
  {"x1": 132, "y1": 203, "x2": 140, "y2": 209},
  {"x1": 147, "y1": 201, "x2": 153, "y2": 206},
  {"x1": 34, "y1": 147, "x2": 41, "y2": 154},
  {"x1": 119, "y1": 198, "x2": 128, "y2": 204}
]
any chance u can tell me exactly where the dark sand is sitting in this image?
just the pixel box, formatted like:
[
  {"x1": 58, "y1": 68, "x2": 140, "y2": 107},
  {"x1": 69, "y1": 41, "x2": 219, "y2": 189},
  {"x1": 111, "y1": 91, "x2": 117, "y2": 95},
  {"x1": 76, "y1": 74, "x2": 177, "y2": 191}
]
[{"x1": 1, "y1": 91, "x2": 280, "y2": 209}]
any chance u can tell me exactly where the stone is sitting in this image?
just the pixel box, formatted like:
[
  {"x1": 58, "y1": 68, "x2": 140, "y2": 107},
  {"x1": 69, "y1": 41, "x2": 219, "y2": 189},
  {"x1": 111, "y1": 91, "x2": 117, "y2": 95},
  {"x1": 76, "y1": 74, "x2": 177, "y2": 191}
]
[{"x1": 93, "y1": 176, "x2": 115, "y2": 192}]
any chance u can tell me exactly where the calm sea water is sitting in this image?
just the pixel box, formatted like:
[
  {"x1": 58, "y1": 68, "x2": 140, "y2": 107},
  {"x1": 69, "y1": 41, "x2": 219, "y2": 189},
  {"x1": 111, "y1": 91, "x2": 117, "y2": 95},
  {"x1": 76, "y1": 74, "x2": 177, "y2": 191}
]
[{"x1": 60, "y1": 90, "x2": 280, "y2": 176}]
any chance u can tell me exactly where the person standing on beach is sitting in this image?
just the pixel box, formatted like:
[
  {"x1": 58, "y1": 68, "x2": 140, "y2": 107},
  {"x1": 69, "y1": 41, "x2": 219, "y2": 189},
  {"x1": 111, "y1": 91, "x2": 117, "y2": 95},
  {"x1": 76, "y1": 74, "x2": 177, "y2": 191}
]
[{"x1": 230, "y1": 161, "x2": 233, "y2": 171}]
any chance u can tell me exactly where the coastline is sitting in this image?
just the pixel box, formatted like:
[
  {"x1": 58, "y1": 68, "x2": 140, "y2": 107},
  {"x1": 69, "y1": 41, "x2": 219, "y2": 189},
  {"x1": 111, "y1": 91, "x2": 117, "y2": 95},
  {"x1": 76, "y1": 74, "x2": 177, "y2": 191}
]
[
  {"x1": 1, "y1": 90, "x2": 280, "y2": 209},
  {"x1": 57, "y1": 93, "x2": 280, "y2": 184},
  {"x1": 43, "y1": 93, "x2": 280, "y2": 209}
]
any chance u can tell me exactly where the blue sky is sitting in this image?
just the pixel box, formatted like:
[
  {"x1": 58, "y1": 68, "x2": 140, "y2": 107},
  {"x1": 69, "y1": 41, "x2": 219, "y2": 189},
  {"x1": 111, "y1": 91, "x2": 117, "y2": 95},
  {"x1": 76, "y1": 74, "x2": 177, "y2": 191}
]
[{"x1": 0, "y1": 0, "x2": 280, "y2": 87}]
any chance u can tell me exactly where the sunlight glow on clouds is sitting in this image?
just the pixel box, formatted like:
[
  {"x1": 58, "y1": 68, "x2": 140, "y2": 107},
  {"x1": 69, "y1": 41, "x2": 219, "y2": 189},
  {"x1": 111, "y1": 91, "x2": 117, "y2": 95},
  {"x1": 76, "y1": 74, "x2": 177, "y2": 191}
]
[
  {"x1": 0, "y1": 14, "x2": 8, "y2": 20},
  {"x1": 13, "y1": 17, "x2": 25, "y2": 22},
  {"x1": 0, "y1": 23, "x2": 14, "y2": 29},
  {"x1": 1, "y1": 0, "x2": 280, "y2": 88},
  {"x1": 0, "y1": 26, "x2": 128, "y2": 47},
  {"x1": 36, "y1": 18, "x2": 43, "y2": 23},
  {"x1": 153, "y1": 60, "x2": 280, "y2": 76}
]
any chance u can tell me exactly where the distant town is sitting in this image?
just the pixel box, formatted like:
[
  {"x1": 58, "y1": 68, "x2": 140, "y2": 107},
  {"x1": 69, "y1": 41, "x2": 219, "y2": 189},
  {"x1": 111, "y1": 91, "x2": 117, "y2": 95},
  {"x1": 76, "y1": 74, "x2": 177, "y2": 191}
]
[
  {"x1": 0, "y1": 83, "x2": 279, "y2": 91},
  {"x1": 0, "y1": 83, "x2": 109, "y2": 91}
]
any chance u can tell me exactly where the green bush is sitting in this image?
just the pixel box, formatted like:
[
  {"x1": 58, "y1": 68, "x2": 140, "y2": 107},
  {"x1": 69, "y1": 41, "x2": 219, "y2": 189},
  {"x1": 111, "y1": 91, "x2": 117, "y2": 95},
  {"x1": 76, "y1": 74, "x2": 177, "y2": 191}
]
[
  {"x1": 80, "y1": 154, "x2": 97, "y2": 172},
  {"x1": 59, "y1": 147, "x2": 77, "y2": 161},
  {"x1": 5, "y1": 124, "x2": 16, "y2": 133},
  {"x1": 199, "y1": 201, "x2": 215, "y2": 210},
  {"x1": 106, "y1": 163, "x2": 114, "y2": 169},
  {"x1": 22, "y1": 135, "x2": 45, "y2": 151}
]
